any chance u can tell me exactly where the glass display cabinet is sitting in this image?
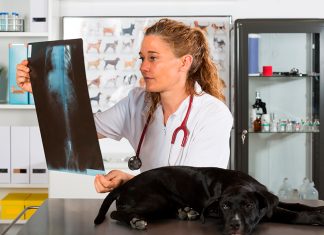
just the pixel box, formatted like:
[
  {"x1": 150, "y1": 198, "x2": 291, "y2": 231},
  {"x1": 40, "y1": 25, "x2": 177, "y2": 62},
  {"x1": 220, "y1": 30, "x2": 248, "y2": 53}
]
[{"x1": 233, "y1": 19, "x2": 324, "y2": 199}]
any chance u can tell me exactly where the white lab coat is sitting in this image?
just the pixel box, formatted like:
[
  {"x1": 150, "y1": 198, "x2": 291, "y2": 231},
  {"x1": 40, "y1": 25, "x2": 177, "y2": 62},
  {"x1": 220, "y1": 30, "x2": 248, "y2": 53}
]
[{"x1": 94, "y1": 85, "x2": 233, "y2": 172}]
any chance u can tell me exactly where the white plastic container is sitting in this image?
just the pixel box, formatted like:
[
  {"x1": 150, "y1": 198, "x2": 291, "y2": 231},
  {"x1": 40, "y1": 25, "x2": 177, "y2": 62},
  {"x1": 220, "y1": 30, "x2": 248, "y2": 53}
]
[
  {"x1": 278, "y1": 177, "x2": 292, "y2": 200},
  {"x1": 0, "y1": 12, "x2": 23, "y2": 32},
  {"x1": 0, "y1": 12, "x2": 9, "y2": 31},
  {"x1": 306, "y1": 182, "x2": 319, "y2": 200},
  {"x1": 299, "y1": 177, "x2": 310, "y2": 200}
]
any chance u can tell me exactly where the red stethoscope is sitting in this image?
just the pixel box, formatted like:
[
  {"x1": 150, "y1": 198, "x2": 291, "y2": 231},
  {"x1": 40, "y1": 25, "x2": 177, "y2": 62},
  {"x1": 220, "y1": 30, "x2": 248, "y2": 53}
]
[{"x1": 128, "y1": 95, "x2": 194, "y2": 170}]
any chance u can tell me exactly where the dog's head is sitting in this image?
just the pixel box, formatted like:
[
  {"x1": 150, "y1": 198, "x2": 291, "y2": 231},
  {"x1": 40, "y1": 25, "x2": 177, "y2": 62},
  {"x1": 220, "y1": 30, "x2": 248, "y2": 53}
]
[{"x1": 219, "y1": 186, "x2": 278, "y2": 235}]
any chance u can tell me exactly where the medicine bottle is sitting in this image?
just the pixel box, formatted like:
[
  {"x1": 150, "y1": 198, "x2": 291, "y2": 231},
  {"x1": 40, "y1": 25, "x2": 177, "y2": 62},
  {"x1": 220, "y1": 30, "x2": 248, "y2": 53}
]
[{"x1": 253, "y1": 116, "x2": 261, "y2": 132}]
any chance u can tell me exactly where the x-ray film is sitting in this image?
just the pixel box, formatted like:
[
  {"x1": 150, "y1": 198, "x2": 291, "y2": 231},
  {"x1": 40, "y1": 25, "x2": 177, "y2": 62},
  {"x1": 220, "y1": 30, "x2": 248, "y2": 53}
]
[{"x1": 27, "y1": 39, "x2": 104, "y2": 175}]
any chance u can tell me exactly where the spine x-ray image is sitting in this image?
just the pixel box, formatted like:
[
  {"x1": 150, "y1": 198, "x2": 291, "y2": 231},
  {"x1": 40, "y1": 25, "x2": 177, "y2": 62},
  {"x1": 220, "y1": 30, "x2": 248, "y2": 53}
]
[{"x1": 28, "y1": 39, "x2": 104, "y2": 174}]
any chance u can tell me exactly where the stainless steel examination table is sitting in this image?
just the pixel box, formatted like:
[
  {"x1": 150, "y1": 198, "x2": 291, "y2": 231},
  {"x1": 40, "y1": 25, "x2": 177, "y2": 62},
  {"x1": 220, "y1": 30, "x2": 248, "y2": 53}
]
[{"x1": 17, "y1": 198, "x2": 324, "y2": 235}]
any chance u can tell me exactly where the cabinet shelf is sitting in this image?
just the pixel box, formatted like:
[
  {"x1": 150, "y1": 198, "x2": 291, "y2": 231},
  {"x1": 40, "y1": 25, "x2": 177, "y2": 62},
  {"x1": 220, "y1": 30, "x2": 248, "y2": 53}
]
[
  {"x1": 249, "y1": 73, "x2": 320, "y2": 79},
  {"x1": 0, "y1": 104, "x2": 35, "y2": 110},
  {"x1": 0, "y1": 184, "x2": 48, "y2": 189},
  {"x1": 0, "y1": 32, "x2": 48, "y2": 37},
  {"x1": 249, "y1": 130, "x2": 320, "y2": 134}
]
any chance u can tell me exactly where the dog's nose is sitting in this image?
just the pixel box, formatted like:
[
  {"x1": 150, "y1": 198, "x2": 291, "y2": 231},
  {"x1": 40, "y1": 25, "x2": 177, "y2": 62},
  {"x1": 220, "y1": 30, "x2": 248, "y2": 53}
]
[{"x1": 230, "y1": 219, "x2": 241, "y2": 230}]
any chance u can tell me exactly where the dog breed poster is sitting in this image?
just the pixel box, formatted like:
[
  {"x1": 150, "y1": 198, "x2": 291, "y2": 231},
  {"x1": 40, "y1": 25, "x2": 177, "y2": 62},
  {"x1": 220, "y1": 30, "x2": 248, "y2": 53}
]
[
  {"x1": 63, "y1": 16, "x2": 231, "y2": 113},
  {"x1": 27, "y1": 39, "x2": 104, "y2": 175}
]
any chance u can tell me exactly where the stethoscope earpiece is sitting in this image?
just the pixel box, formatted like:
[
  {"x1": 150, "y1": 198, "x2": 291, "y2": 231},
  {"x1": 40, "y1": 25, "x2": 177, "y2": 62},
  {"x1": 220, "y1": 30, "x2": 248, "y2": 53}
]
[{"x1": 128, "y1": 156, "x2": 142, "y2": 170}]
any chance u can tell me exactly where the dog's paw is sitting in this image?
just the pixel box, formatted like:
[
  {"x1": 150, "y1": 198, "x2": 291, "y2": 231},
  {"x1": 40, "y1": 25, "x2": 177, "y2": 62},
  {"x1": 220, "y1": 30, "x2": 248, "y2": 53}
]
[
  {"x1": 130, "y1": 218, "x2": 147, "y2": 230},
  {"x1": 314, "y1": 213, "x2": 324, "y2": 225},
  {"x1": 187, "y1": 209, "x2": 200, "y2": 220},
  {"x1": 301, "y1": 211, "x2": 324, "y2": 226},
  {"x1": 177, "y1": 207, "x2": 200, "y2": 220},
  {"x1": 177, "y1": 209, "x2": 188, "y2": 220},
  {"x1": 318, "y1": 207, "x2": 324, "y2": 214}
]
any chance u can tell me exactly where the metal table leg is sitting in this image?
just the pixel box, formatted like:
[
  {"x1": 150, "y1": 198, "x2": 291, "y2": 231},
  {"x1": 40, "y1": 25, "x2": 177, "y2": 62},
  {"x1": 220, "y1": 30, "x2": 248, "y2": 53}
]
[{"x1": 1, "y1": 206, "x2": 39, "y2": 235}]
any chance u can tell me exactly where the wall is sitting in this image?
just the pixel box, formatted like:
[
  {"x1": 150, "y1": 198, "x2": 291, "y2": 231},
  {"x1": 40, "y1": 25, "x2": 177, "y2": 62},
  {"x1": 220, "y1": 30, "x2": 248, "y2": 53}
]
[{"x1": 58, "y1": 0, "x2": 324, "y2": 20}]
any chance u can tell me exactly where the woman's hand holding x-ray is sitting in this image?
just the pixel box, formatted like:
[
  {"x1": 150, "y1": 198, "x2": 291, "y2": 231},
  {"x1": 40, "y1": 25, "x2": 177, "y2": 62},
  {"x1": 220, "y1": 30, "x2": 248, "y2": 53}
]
[{"x1": 16, "y1": 60, "x2": 33, "y2": 93}]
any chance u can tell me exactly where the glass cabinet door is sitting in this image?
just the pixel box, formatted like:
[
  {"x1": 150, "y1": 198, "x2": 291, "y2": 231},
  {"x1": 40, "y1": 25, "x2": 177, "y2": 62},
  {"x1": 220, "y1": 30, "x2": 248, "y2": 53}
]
[{"x1": 234, "y1": 19, "x2": 324, "y2": 200}]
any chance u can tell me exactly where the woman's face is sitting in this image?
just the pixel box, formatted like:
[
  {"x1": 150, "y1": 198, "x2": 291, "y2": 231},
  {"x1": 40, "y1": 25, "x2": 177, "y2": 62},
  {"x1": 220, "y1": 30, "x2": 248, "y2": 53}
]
[{"x1": 139, "y1": 35, "x2": 186, "y2": 95}]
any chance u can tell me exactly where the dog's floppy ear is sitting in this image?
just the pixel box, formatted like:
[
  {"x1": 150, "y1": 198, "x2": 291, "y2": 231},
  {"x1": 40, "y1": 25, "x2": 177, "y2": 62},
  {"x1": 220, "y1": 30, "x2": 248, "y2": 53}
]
[{"x1": 255, "y1": 190, "x2": 279, "y2": 218}]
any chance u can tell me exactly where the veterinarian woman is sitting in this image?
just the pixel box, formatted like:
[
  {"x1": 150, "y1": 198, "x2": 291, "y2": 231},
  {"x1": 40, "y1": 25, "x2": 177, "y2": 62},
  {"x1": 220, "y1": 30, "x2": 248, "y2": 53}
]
[{"x1": 16, "y1": 18, "x2": 233, "y2": 193}]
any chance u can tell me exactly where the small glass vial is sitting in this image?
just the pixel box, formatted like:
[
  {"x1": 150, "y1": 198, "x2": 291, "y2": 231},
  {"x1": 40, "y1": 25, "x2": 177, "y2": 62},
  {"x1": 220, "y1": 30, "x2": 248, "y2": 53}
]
[
  {"x1": 11, "y1": 12, "x2": 19, "y2": 31},
  {"x1": 295, "y1": 121, "x2": 301, "y2": 131},
  {"x1": 270, "y1": 121, "x2": 278, "y2": 132},
  {"x1": 261, "y1": 114, "x2": 270, "y2": 132},
  {"x1": 8, "y1": 13, "x2": 13, "y2": 31},
  {"x1": 308, "y1": 119, "x2": 313, "y2": 132},
  {"x1": 261, "y1": 123, "x2": 270, "y2": 132},
  {"x1": 313, "y1": 119, "x2": 320, "y2": 132},
  {"x1": 306, "y1": 182, "x2": 319, "y2": 200},
  {"x1": 302, "y1": 119, "x2": 310, "y2": 132},
  {"x1": 291, "y1": 120, "x2": 297, "y2": 132},
  {"x1": 289, "y1": 189, "x2": 300, "y2": 200},
  {"x1": 286, "y1": 120, "x2": 293, "y2": 132},
  {"x1": 250, "y1": 108, "x2": 257, "y2": 130},
  {"x1": 0, "y1": 13, "x2": 4, "y2": 31},
  {"x1": 278, "y1": 177, "x2": 292, "y2": 200},
  {"x1": 270, "y1": 112, "x2": 278, "y2": 132},
  {"x1": 2, "y1": 12, "x2": 9, "y2": 31},
  {"x1": 279, "y1": 120, "x2": 287, "y2": 132}
]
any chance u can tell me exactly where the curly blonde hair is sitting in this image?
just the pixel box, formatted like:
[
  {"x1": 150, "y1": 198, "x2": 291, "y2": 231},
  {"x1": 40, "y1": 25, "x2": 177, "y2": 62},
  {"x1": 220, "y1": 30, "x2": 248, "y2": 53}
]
[{"x1": 144, "y1": 18, "x2": 225, "y2": 118}]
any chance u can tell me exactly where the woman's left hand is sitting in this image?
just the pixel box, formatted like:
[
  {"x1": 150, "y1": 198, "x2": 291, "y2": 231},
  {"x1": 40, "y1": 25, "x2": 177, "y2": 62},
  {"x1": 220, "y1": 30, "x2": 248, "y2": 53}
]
[{"x1": 94, "y1": 170, "x2": 134, "y2": 193}]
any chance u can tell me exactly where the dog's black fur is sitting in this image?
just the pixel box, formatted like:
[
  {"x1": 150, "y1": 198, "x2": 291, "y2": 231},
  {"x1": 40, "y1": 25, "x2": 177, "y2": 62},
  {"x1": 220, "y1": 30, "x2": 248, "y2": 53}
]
[{"x1": 94, "y1": 166, "x2": 324, "y2": 235}]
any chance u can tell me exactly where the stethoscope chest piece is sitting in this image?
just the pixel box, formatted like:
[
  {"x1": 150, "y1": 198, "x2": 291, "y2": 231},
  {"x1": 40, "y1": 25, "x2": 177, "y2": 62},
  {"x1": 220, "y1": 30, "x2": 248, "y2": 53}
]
[{"x1": 128, "y1": 156, "x2": 142, "y2": 170}]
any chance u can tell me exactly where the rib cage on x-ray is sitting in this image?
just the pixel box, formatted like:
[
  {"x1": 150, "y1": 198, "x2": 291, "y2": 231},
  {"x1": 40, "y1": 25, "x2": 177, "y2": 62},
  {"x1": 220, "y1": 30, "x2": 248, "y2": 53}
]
[{"x1": 45, "y1": 45, "x2": 79, "y2": 171}]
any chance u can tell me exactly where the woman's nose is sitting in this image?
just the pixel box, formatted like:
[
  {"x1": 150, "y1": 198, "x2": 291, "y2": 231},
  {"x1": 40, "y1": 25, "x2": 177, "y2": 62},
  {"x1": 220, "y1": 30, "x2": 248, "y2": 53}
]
[{"x1": 140, "y1": 60, "x2": 149, "y2": 72}]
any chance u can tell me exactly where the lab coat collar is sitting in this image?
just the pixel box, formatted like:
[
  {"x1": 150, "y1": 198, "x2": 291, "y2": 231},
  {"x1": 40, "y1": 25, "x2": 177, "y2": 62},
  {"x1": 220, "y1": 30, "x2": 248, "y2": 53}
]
[{"x1": 170, "y1": 81, "x2": 203, "y2": 118}]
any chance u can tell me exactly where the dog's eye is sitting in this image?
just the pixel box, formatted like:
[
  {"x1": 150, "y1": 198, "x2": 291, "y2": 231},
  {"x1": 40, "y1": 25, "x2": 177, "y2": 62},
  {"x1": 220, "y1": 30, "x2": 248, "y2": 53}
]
[
  {"x1": 244, "y1": 202, "x2": 255, "y2": 209},
  {"x1": 222, "y1": 202, "x2": 231, "y2": 210}
]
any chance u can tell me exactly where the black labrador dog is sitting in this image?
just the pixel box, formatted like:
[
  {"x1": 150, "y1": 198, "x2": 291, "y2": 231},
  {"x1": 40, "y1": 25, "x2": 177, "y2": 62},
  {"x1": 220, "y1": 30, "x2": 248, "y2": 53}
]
[{"x1": 94, "y1": 166, "x2": 324, "y2": 235}]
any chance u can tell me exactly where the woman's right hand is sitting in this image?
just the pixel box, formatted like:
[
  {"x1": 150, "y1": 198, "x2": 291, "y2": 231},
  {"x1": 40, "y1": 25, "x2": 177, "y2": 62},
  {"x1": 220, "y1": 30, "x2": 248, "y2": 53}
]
[
  {"x1": 94, "y1": 170, "x2": 134, "y2": 193},
  {"x1": 16, "y1": 60, "x2": 33, "y2": 93}
]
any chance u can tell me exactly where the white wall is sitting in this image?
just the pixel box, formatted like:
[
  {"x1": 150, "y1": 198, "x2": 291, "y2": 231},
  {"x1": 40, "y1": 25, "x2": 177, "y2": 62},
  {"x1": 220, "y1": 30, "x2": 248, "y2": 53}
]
[{"x1": 58, "y1": 0, "x2": 324, "y2": 19}]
